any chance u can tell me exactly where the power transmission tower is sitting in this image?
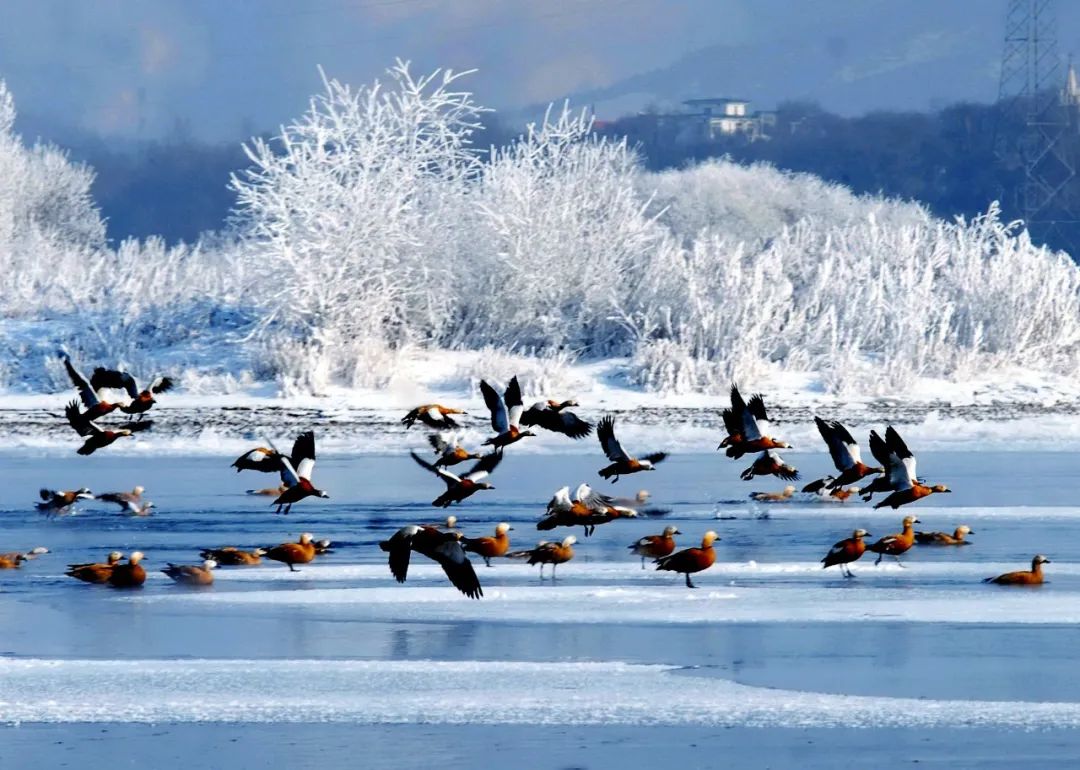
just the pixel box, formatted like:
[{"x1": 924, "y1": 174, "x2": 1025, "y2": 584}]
[{"x1": 996, "y1": 0, "x2": 1080, "y2": 252}]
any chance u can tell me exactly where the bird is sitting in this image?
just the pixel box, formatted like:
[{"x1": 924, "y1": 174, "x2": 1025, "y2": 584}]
[
  {"x1": 655, "y1": 531, "x2": 719, "y2": 588},
  {"x1": 162, "y1": 560, "x2": 216, "y2": 586},
  {"x1": 520, "y1": 399, "x2": 592, "y2": 439},
  {"x1": 866, "y1": 516, "x2": 920, "y2": 566},
  {"x1": 246, "y1": 484, "x2": 288, "y2": 496},
  {"x1": 801, "y1": 478, "x2": 861, "y2": 502},
  {"x1": 0, "y1": 547, "x2": 48, "y2": 569},
  {"x1": 379, "y1": 525, "x2": 482, "y2": 598},
  {"x1": 263, "y1": 533, "x2": 317, "y2": 571},
  {"x1": 64, "y1": 401, "x2": 152, "y2": 455},
  {"x1": 270, "y1": 431, "x2": 330, "y2": 514},
  {"x1": 108, "y1": 552, "x2": 147, "y2": 588},
  {"x1": 749, "y1": 486, "x2": 796, "y2": 502},
  {"x1": 915, "y1": 525, "x2": 974, "y2": 546},
  {"x1": 740, "y1": 450, "x2": 799, "y2": 482},
  {"x1": 89, "y1": 368, "x2": 173, "y2": 418},
  {"x1": 410, "y1": 450, "x2": 502, "y2": 507},
  {"x1": 723, "y1": 385, "x2": 791, "y2": 459},
  {"x1": 401, "y1": 404, "x2": 466, "y2": 430},
  {"x1": 97, "y1": 487, "x2": 154, "y2": 516},
  {"x1": 984, "y1": 555, "x2": 1050, "y2": 586},
  {"x1": 596, "y1": 416, "x2": 667, "y2": 482},
  {"x1": 428, "y1": 433, "x2": 481, "y2": 468},
  {"x1": 199, "y1": 547, "x2": 265, "y2": 566},
  {"x1": 461, "y1": 522, "x2": 513, "y2": 566},
  {"x1": 65, "y1": 552, "x2": 124, "y2": 583},
  {"x1": 538, "y1": 483, "x2": 637, "y2": 536},
  {"x1": 628, "y1": 526, "x2": 681, "y2": 568},
  {"x1": 716, "y1": 406, "x2": 744, "y2": 449},
  {"x1": 36, "y1": 487, "x2": 93, "y2": 515},
  {"x1": 872, "y1": 427, "x2": 951, "y2": 509},
  {"x1": 61, "y1": 354, "x2": 129, "y2": 422},
  {"x1": 806, "y1": 417, "x2": 883, "y2": 489},
  {"x1": 507, "y1": 536, "x2": 576, "y2": 580},
  {"x1": 821, "y1": 529, "x2": 871, "y2": 578},
  {"x1": 423, "y1": 515, "x2": 458, "y2": 530},
  {"x1": 231, "y1": 447, "x2": 286, "y2": 474},
  {"x1": 480, "y1": 376, "x2": 535, "y2": 449}
]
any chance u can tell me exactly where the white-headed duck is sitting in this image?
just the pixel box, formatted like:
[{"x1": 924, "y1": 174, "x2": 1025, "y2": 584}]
[
  {"x1": 821, "y1": 529, "x2": 871, "y2": 577},
  {"x1": 410, "y1": 450, "x2": 502, "y2": 507},
  {"x1": 723, "y1": 385, "x2": 791, "y2": 459},
  {"x1": 867, "y1": 516, "x2": 920, "y2": 566},
  {"x1": 379, "y1": 525, "x2": 482, "y2": 598},
  {"x1": 507, "y1": 536, "x2": 576, "y2": 580},
  {"x1": 461, "y1": 522, "x2": 513, "y2": 566},
  {"x1": 985, "y1": 555, "x2": 1049, "y2": 586},
  {"x1": 428, "y1": 433, "x2": 482, "y2": 468},
  {"x1": 402, "y1": 404, "x2": 466, "y2": 430},
  {"x1": 596, "y1": 416, "x2": 667, "y2": 482},
  {"x1": 628, "y1": 526, "x2": 681, "y2": 568},
  {"x1": 915, "y1": 525, "x2": 973, "y2": 546},
  {"x1": 655, "y1": 531, "x2": 719, "y2": 588},
  {"x1": 520, "y1": 399, "x2": 592, "y2": 439}
]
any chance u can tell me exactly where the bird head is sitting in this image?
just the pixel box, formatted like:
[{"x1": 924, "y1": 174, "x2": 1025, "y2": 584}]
[
  {"x1": 562, "y1": 536, "x2": 577, "y2": 547},
  {"x1": 1034, "y1": 554, "x2": 1051, "y2": 566},
  {"x1": 128, "y1": 551, "x2": 145, "y2": 565},
  {"x1": 902, "y1": 516, "x2": 920, "y2": 527},
  {"x1": 702, "y1": 531, "x2": 720, "y2": 547},
  {"x1": 853, "y1": 529, "x2": 870, "y2": 539},
  {"x1": 663, "y1": 526, "x2": 680, "y2": 537},
  {"x1": 496, "y1": 522, "x2": 512, "y2": 535},
  {"x1": 202, "y1": 560, "x2": 218, "y2": 570},
  {"x1": 931, "y1": 485, "x2": 951, "y2": 494}
]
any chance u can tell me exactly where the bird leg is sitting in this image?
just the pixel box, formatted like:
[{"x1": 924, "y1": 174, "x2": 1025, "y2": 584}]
[
  {"x1": 875, "y1": 553, "x2": 883, "y2": 566},
  {"x1": 538, "y1": 564, "x2": 545, "y2": 580},
  {"x1": 685, "y1": 573, "x2": 696, "y2": 589},
  {"x1": 640, "y1": 556, "x2": 646, "y2": 569},
  {"x1": 551, "y1": 564, "x2": 558, "y2": 581},
  {"x1": 893, "y1": 555, "x2": 906, "y2": 568},
  {"x1": 288, "y1": 563, "x2": 297, "y2": 573},
  {"x1": 483, "y1": 556, "x2": 492, "y2": 568}
]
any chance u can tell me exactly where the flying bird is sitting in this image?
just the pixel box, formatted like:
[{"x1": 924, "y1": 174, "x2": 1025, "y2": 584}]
[
  {"x1": 723, "y1": 385, "x2": 791, "y2": 459},
  {"x1": 90, "y1": 368, "x2": 173, "y2": 419},
  {"x1": 379, "y1": 524, "x2": 483, "y2": 598},
  {"x1": 871, "y1": 427, "x2": 950, "y2": 510},
  {"x1": 740, "y1": 449, "x2": 799, "y2": 482},
  {"x1": 480, "y1": 376, "x2": 535, "y2": 449},
  {"x1": 36, "y1": 487, "x2": 93, "y2": 515},
  {"x1": 65, "y1": 401, "x2": 152, "y2": 455},
  {"x1": 596, "y1": 416, "x2": 667, "y2": 482},
  {"x1": 401, "y1": 404, "x2": 466, "y2": 430},
  {"x1": 520, "y1": 399, "x2": 592, "y2": 439},
  {"x1": 61, "y1": 355, "x2": 128, "y2": 422},
  {"x1": 410, "y1": 450, "x2": 502, "y2": 507},
  {"x1": 428, "y1": 433, "x2": 481, "y2": 468},
  {"x1": 806, "y1": 417, "x2": 883, "y2": 490},
  {"x1": 270, "y1": 431, "x2": 330, "y2": 514},
  {"x1": 538, "y1": 483, "x2": 637, "y2": 536}
]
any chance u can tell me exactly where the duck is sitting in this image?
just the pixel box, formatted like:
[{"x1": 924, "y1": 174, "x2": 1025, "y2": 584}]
[
  {"x1": 507, "y1": 536, "x2": 576, "y2": 580},
  {"x1": 801, "y1": 479, "x2": 860, "y2": 502},
  {"x1": 0, "y1": 547, "x2": 48, "y2": 569},
  {"x1": 199, "y1": 547, "x2": 265, "y2": 566},
  {"x1": 410, "y1": 450, "x2": 502, "y2": 507},
  {"x1": 985, "y1": 555, "x2": 1049, "y2": 586},
  {"x1": 36, "y1": 487, "x2": 93, "y2": 515},
  {"x1": 246, "y1": 484, "x2": 288, "y2": 496},
  {"x1": 538, "y1": 483, "x2": 637, "y2": 536},
  {"x1": 596, "y1": 416, "x2": 667, "y2": 482},
  {"x1": 162, "y1": 559, "x2": 216, "y2": 586},
  {"x1": 232, "y1": 447, "x2": 286, "y2": 474},
  {"x1": 98, "y1": 487, "x2": 154, "y2": 516},
  {"x1": 64, "y1": 401, "x2": 151, "y2": 455},
  {"x1": 821, "y1": 529, "x2": 871, "y2": 578},
  {"x1": 749, "y1": 486, "x2": 796, "y2": 502},
  {"x1": 871, "y1": 427, "x2": 951, "y2": 510},
  {"x1": 805, "y1": 417, "x2": 883, "y2": 490},
  {"x1": 915, "y1": 525, "x2": 974, "y2": 546},
  {"x1": 628, "y1": 526, "x2": 680, "y2": 568},
  {"x1": 655, "y1": 531, "x2": 719, "y2": 588},
  {"x1": 108, "y1": 552, "x2": 147, "y2": 588},
  {"x1": 480, "y1": 376, "x2": 535, "y2": 449},
  {"x1": 716, "y1": 406, "x2": 744, "y2": 449},
  {"x1": 65, "y1": 551, "x2": 124, "y2": 583},
  {"x1": 723, "y1": 385, "x2": 791, "y2": 459},
  {"x1": 61, "y1": 355, "x2": 129, "y2": 422},
  {"x1": 428, "y1": 433, "x2": 481, "y2": 468},
  {"x1": 263, "y1": 533, "x2": 317, "y2": 572},
  {"x1": 89, "y1": 368, "x2": 173, "y2": 419},
  {"x1": 379, "y1": 525, "x2": 482, "y2": 598},
  {"x1": 740, "y1": 450, "x2": 799, "y2": 482},
  {"x1": 401, "y1": 404, "x2": 466, "y2": 430},
  {"x1": 520, "y1": 399, "x2": 592, "y2": 439},
  {"x1": 271, "y1": 431, "x2": 330, "y2": 514},
  {"x1": 461, "y1": 522, "x2": 513, "y2": 567},
  {"x1": 866, "y1": 516, "x2": 920, "y2": 566}
]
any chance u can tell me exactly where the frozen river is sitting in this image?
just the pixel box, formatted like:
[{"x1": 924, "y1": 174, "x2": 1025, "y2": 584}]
[{"x1": 2, "y1": 449, "x2": 1080, "y2": 767}]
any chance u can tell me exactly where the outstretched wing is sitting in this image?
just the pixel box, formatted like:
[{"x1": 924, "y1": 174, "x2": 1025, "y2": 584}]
[
  {"x1": 149, "y1": 376, "x2": 174, "y2": 394},
  {"x1": 64, "y1": 357, "x2": 101, "y2": 408},
  {"x1": 428, "y1": 433, "x2": 450, "y2": 454},
  {"x1": 721, "y1": 408, "x2": 741, "y2": 438},
  {"x1": 411, "y1": 450, "x2": 462, "y2": 486},
  {"x1": 64, "y1": 400, "x2": 93, "y2": 437},
  {"x1": 816, "y1": 417, "x2": 858, "y2": 471},
  {"x1": 744, "y1": 394, "x2": 770, "y2": 440},
  {"x1": 597, "y1": 416, "x2": 630, "y2": 462},
  {"x1": 117, "y1": 420, "x2": 153, "y2": 433},
  {"x1": 868, "y1": 430, "x2": 890, "y2": 467},
  {"x1": 536, "y1": 407, "x2": 591, "y2": 438},
  {"x1": 463, "y1": 451, "x2": 502, "y2": 483},
  {"x1": 386, "y1": 532, "x2": 412, "y2": 583},
  {"x1": 430, "y1": 539, "x2": 483, "y2": 599},
  {"x1": 504, "y1": 376, "x2": 524, "y2": 428},
  {"x1": 576, "y1": 483, "x2": 614, "y2": 512},
  {"x1": 546, "y1": 486, "x2": 573, "y2": 514},
  {"x1": 884, "y1": 426, "x2": 917, "y2": 489},
  {"x1": 278, "y1": 456, "x2": 301, "y2": 488},
  {"x1": 90, "y1": 368, "x2": 139, "y2": 399},
  {"x1": 640, "y1": 452, "x2": 668, "y2": 465},
  {"x1": 480, "y1": 379, "x2": 509, "y2": 434},
  {"x1": 290, "y1": 431, "x2": 316, "y2": 481}
]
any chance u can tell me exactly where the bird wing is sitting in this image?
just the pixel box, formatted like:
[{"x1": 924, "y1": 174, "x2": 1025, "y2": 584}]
[
  {"x1": 64, "y1": 400, "x2": 95, "y2": 437},
  {"x1": 885, "y1": 426, "x2": 917, "y2": 489},
  {"x1": 64, "y1": 357, "x2": 102, "y2": 408},
  {"x1": 480, "y1": 379, "x2": 509, "y2": 433},
  {"x1": 504, "y1": 376, "x2": 525, "y2": 428},
  {"x1": 744, "y1": 394, "x2": 770, "y2": 440},
  {"x1": 721, "y1": 408, "x2": 741, "y2": 438},
  {"x1": 816, "y1": 417, "x2": 858, "y2": 471},
  {"x1": 278, "y1": 456, "x2": 301, "y2": 488},
  {"x1": 575, "y1": 483, "x2": 610, "y2": 512},
  {"x1": 149, "y1": 376, "x2": 174, "y2": 394},
  {"x1": 868, "y1": 430, "x2": 890, "y2": 467},
  {"x1": 411, "y1": 450, "x2": 461, "y2": 486},
  {"x1": 387, "y1": 533, "x2": 412, "y2": 583},
  {"x1": 463, "y1": 451, "x2": 502, "y2": 483},
  {"x1": 597, "y1": 416, "x2": 630, "y2": 462},
  {"x1": 117, "y1": 419, "x2": 154, "y2": 433},
  {"x1": 640, "y1": 452, "x2": 668, "y2": 465},
  {"x1": 90, "y1": 368, "x2": 139, "y2": 399},
  {"x1": 519, "y1": 402, "x2": 547, "y2": 427},
  {"x1": 430, "y1": 539, "x2": 483, "y2": 599},
  {"x1": 428, "y1": 433, "x2": 450, "y2": 454},
  {"x1": 546, "y1": 486, "x2": 573, "y2": 514},
  {"x1": 290, "y1": 431, "x2": 317, "y2": 481},
  {"x1": 522, "y1": 403, "x2": 591, "y2": 438}
]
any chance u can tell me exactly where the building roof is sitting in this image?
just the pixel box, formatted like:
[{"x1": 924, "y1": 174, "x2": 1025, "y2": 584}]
[{"x1": 682, "y1": 97, "x2": 749, "y2": 106}]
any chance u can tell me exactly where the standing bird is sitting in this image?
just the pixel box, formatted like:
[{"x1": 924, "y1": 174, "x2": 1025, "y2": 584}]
[
  {"x1": 596, "y1": 416, "x2": 667, "y2": 482},
  {"x1": 401, "y1": 404, "x2": 466, "y2": 430},
  {"x1": 162, "y1": 560, "x2": 216, "y2": 586},
  {"x1": 231, "y1": 447, "x2": 286, "y2": 474},
  {"x1": 872, "y1": 427, "x2": 951, "y2": 510},
  {"x1": 628, "y1": 526, "x2": 681, "y2": 568},
  {"x1": 740, "y1": 449, "x2": 799, "y2": 482},
  {"x1": 108, "y1": 552, "x2": 147, "y2": 588},
  {"x1": 655, "y1": 531, "x2": 719, "y2": 588},
  {"x1": 724, "y1": 385, "x2": 791, "y2": 459},
  {"x1": 806, "y1": 417, "x2": 883, "y2": 490},
  {"x1": 61, "y1": 355, "x2": 128, "y2": 422},
  {"x1": 507, "y1": 536, "x2": 577, "y2": 580},
  {"x1": 263, "y1": 533, "x2": 317, "y2": 572},
  {"x1": 65, "y1": 552, "x2": 124, "y2": 583},
  {"x1": 64, "y1": 402, "x2": 152, "y2": 455},
  {"x1": 271, "y1": 431, "x2": 330, "y2": 514},
  {"x1": 428, "y1": 433, "x2": 481, "y2": 468},
  {"x1": 538, "y1": 483, "x2": 637, "y2": 536},
  {"x1": 379, "y1": 525, "x2": 482, "y2": 598},
  {"x1": 821, "y1": 529, "x2": 871, "y2": 578},
  {"x1": 410, "y1": 450, "x2": 502, "y2": 507},
  {"x1": 480, "y1": 376, "x2": 535, "y2": 449},
  {"x1": 89, "y1": 368, "x2": 173, "y2": 419},
  {"x1": 520, "y1": 399, "x2": 592, "y2": 439},
  {"x1": 915, "y1": 525, "x2": 974, "y2": 546},
  {"x1": 985, "y1": 555, "x2": 1050, "y2": 586},
  {"x1": 461, "y1": 522, "x2": 513, "y2": 567},
  {"x1": 36, "y1": 487, "x2": 93, "y2": 515},
  {"x1": 199, "y1": 547, "x2": 265, "y2": 566},
  {"x1": 867, "y1": 516, "x2": 920, "y2": 566}
]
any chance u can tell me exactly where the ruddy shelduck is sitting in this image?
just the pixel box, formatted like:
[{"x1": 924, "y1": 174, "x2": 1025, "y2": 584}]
[
  {"x1": 428, "y1": 433, "x2": 481, "y2": 468},
  {"x1": 108, "y1": 552, "x2": 147, "y2": 588},
  {"x1": 402, "y1": 404, "x2": 466, "y2": 430},
  {"x1": 915, "y1": 525, "x2": 973, "y2": 546},
  {"x1": 655, "y1": 531, "x2": 719, "y2": 588},
  {"x1": 596, "y1": 416, "x2": 667, "y2": 482},
  {"x1": 740, "y1": 449, "x2": 799, "y2": 482},
  {"x1": 867, "y1": 516, "x2": 920, "y2": 566},
  {"x1": 271, "y1": 431, "x2": 330, "y2": 514},
  {"x1": 539, "y1": 483, "x2": 637, "y2": 536},
  {"x1": 628, "y1": 526, "x2": 680, "y2": 568},
  {"x1": 264, "y1": 533, "x2": 317, "y2": 572},
  {"x1": 520, "y1": 399, "x2": 592, "y2": 439},
  {"x1": 507, "y1": 536, "x2": 577, "y2": 580},
  {"x1": 162, "y1": 560, "x2": 216, "y2": 586},
  {"x1": 985, "y1": 555, "x2": 1049, "y2": 586},
  {"x1": 462, "y1": 522, "x2": 513, "y2": 566},
  {"x1": 379, "y1": 525, "x2": 482, "y2": 598},
  {"x1": 723, "y1": 385, "x2": 791, "y2": 459},
  {"x1": 807, "y1": 417, "x2": 883, "y2": 489},
  {"x1": 821, "y1": 529, "x2": 871, "y2": 578},
  {"x1": 66, "y1": 551, "x2": 124, "y2": 583},
  {"x1": 410, "y1": 450, "x2": 502, "y2": 507},
  {"x1": 199, "y1": 547, "x2": 265, "y2": 566},
  {"x1": 749, "y1": 486, "x2": 796, "y2": 502},
  {"x1": 480, "y1": 376, "x2": 535, "y2": 449}
]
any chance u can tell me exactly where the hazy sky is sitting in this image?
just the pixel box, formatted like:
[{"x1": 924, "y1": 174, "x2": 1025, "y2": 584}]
[{"x1": 3, "y1": 0, "x2": 1080, "y2": 143}]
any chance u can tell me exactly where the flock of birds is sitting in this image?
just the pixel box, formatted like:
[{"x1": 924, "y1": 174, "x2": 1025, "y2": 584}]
[{"x1": 2, "y1": 358, "x2": 1052, "y2": 594}]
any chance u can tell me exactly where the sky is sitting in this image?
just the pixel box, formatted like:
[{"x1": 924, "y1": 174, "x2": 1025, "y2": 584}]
[{"x1": 3, "y1": 0, "x2": 1080, "y2": 144}]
